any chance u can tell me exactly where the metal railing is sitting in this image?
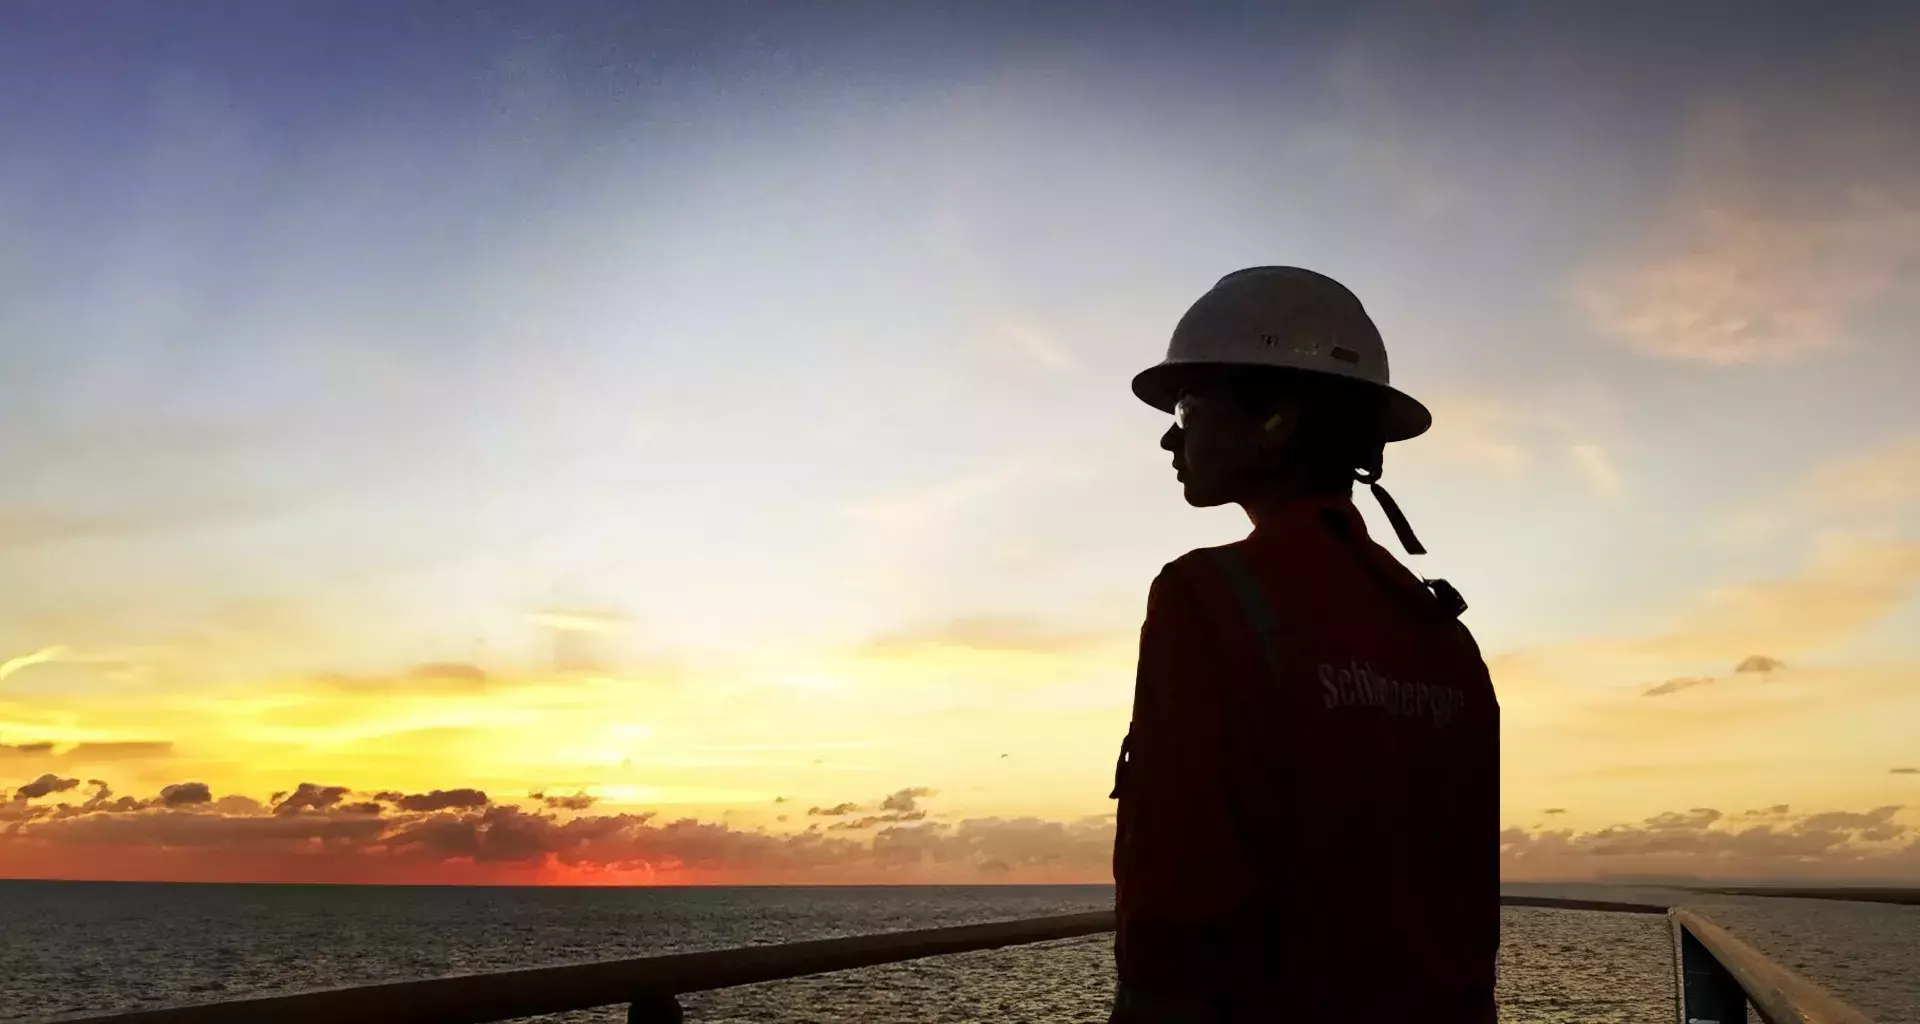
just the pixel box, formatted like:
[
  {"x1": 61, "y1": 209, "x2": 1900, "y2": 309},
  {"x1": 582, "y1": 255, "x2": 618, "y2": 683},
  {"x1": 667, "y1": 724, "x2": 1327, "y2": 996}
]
[
  {"x1": 40, "y1": 912, "x2": 1114, "y2": 1024},
  {"x1": 1672, "y1": 907, "x2": 1873, "y2": 1024},
  {"x1": 36, "y1": 896, "x2": 1875, "y2": 1024}
]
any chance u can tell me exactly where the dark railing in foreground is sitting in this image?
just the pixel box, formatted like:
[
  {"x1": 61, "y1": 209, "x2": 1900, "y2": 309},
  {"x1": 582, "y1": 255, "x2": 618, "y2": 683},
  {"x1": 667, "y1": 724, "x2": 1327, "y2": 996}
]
[
  {"x1": 40, "y1": 896, "x2": 1874, "y2": 1024},
  {"x1": 1673, "y1": 907, "x2": 1873, "y2": 1024}
]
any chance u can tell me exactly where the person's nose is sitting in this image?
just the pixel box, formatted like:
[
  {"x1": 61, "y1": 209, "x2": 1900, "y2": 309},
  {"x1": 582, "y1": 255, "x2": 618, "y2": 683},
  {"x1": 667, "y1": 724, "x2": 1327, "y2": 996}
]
[{"x1": 1160, "y1": 424, "x2": 1181, "y2": 454}]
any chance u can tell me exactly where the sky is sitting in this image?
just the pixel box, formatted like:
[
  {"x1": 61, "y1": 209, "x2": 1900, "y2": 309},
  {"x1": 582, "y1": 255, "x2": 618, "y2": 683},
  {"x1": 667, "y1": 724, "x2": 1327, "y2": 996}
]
[{"x1": 2, "y1": 1, "x2": 1918, "y2": 885}]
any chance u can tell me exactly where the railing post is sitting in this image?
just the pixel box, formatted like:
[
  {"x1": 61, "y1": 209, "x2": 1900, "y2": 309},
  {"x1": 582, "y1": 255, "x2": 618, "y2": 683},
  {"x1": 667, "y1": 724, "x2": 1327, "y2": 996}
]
[
  {"x1": 626, "y1": 991, "x2": 683, "y2": 1024},
  {"x1": 1678, "y1": 923, "x2": 1747, "y2": 1024}
]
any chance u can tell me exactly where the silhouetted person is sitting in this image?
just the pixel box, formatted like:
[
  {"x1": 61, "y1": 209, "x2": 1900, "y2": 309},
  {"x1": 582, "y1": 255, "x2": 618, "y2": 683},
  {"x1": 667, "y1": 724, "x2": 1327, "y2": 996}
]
[{"x1": 1110, "y1": 268, "x2": 1499, "y2": 1023}]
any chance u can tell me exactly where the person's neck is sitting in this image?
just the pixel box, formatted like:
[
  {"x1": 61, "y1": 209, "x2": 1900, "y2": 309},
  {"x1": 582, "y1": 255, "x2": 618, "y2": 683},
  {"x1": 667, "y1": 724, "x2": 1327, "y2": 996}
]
[{"x1": 1239, "y1": 477, "x2": 1350, "y2": 530}]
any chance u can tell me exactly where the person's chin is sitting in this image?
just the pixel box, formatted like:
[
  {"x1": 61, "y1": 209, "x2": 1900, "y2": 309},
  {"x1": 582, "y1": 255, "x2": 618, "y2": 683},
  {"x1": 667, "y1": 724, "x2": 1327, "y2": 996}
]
[{"x1": 1181, "y1": 482, "x2": 1232, "y2": 508}]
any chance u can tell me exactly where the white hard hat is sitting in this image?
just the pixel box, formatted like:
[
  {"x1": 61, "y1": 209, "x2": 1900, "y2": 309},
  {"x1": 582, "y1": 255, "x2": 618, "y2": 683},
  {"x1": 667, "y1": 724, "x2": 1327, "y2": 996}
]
[{"x1": 1132, "y1": 266, "x2": 1432, "y2": 442}]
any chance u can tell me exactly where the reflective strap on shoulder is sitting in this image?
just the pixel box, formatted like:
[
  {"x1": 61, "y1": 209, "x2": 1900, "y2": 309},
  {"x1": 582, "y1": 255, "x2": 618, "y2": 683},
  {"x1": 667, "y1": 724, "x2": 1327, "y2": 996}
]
[
  {"x1": 1191, "y1": 549, "x2": 1287, "y2": 928},
  {"x1": 1202, "y1": 548, "x2": 1283, "y2": 687}
]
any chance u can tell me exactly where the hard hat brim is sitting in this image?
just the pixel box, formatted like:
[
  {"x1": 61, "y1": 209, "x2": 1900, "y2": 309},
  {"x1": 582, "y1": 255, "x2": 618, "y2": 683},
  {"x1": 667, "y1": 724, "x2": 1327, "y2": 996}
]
[{"x1": 1131, "y1": 361, "x2": 1433, "y2": 442}]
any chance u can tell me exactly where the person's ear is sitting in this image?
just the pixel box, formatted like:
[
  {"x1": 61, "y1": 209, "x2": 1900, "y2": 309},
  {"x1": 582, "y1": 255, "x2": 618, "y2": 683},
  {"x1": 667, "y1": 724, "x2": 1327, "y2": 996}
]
[{"x1": 1256, "y1": 407, "x2": 1298, "y2": 462}]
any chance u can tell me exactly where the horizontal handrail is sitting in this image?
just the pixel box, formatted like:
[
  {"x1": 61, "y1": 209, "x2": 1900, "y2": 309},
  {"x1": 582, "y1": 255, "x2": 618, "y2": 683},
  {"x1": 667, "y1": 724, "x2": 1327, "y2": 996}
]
[
  {"x1": 1499, "y1": 894, "x2": 1668, "y2": 915},
  {"x1": 1673, "y1": 908, "x2": 1874, "y2": 1024},
  {"x1": 41, "y1": 895, "x2": 1668, "y2": 1024},
  {"x1": 40, "y1": 912, "x2": 1115, "y2": 1024}
]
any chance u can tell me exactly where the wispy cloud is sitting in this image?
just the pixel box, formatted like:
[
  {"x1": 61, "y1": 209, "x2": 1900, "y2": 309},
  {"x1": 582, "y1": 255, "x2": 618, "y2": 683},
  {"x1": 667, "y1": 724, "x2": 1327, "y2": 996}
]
[
  {"x1": 1, "y1": 775, "x2": 1118, "y2": 885},
  {"x1": 272, "y1": 783, "x2": 350, "y2": 815},
  {"x1": 1648, "y1": 536, "x2": 1920, "y2": 661},
  {"x1": 48, "y1": 777, "x2": 1903, "y2": 884},
  {"x1": 0, "y1": 487, "x2": 302, "y2": 553},
  {"x1": 839, "y1": 461, "x2": 1033, "y2": 536},
  {"x1": 998, "y1": 321, "x2": 1077, "y2": 371},
  {"x1": 1579, "y1": 195, "x2": 1920, "y2": 364},
  {"x1": 1724, "y1": 432, "x2": 1920, "y2": 543},
  {"x1": 0, "y1": 509, "x2": 123, "y2": 549},
  {"x1": 0, "y1": 740, "x2": 175, "y2": 764},
  {"x1": 1502, "y1": 803, "x2": 1913, "y2": 881},
  {"x1": 157, "y1": 782, "x2": 212, "y2": 807},
  {"x1": 694, "y1": 742, "x2": 874, "y2": 752},
  {"x1": 1294, "y1": 41, "x2": 1463, "y2": 220},
  {"x1": 14, "y1": 773, "x2": 81, "y2": 800},
  {"x1": 1642, "y1": 655, "x2": 1785, "y2": 697},
  {"x1": 1418, "y1": 398, "x2": 1535, "y2": 473},
  {"x1": 880, "y1": 786, "x2": 935, "y2": 813},
  {"x1": 1802, "y1": 433, "x2": 1920, "y2": 513},
  {"x1": 1492, "y1": 534, "x2": 1920, "y2": 702},
  {"x1": 1576, "y1": 98, "x2": 1920, "y2": 372},
  {"x1": 1567, "y1": 444, "x2": 1625, "y2": 501},
  {"x1": 0, "y1": 646, "x2": 66, "y2": 683},
  {"x1": 1293, "y1": 121, "x2": 1461, "y2": 220},
  {"x1": 389, "y1": 788, "x2": 489, "y2": 812},
  {"x1": 0, "y1": 780, "x2": 1118, "y2": 884},
  {"x1": 1641, "y1": 676, "x2": 1715, "y2": 698},
  {"x1": 862, "y1": 616, "x2": 1111, "y2": 656},
  {"x1": 1419, "y1": 396, "x2": 1626, "y2": 499},
  {"x1": 526, "y1": 609, "x2": 629, "y2": 634}
]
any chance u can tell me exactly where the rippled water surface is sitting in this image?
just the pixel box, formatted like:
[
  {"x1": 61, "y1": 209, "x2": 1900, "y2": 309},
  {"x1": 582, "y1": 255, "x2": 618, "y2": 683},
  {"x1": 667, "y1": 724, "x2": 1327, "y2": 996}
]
[{"x1": 1, "y1": 882, "x2": 1911, "y2": 1022}]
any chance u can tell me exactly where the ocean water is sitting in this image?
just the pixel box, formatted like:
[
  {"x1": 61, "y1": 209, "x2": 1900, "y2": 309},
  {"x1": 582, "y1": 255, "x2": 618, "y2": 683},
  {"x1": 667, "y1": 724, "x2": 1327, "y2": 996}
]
[
  {"x1": 1504, "y1": 883, "x2": 1919, "y2": 1024},
  {"x1": 0, "y1": 881, "x2": 1909, "y2": 1023}
]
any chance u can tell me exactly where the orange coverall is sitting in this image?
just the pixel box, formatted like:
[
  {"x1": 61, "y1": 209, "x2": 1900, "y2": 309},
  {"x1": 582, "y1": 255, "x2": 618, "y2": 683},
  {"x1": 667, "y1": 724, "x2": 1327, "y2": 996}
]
[{"x1": 1112, "y1": 496, "x2": 1499, "y2": 1022}]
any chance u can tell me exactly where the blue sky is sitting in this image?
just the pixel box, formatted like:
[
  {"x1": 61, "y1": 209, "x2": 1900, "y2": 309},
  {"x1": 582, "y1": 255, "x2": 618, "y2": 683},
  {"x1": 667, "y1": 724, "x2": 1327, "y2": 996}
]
[{"x1": 2, "y1": 2, "x2": 1918, "y2": 879}]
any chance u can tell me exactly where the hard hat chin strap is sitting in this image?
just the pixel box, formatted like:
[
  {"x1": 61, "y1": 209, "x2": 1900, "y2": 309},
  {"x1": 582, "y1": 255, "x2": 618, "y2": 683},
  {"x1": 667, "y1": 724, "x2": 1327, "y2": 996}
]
[{"x1": 1354, "y1": 465, "x2": 1427, "y2": 556}]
